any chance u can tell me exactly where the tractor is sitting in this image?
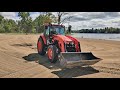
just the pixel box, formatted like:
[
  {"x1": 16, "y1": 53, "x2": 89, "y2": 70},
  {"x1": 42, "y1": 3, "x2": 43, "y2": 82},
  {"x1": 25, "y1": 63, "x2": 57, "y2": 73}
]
[{"x1": 37, "y1": 23, "x2": 100, "y2": 68}]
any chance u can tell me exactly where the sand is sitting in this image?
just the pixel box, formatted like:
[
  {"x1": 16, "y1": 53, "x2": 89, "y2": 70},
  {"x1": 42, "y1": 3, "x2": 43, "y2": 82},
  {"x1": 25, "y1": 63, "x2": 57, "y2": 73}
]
[{"x1": 0, "y1": 34, "x2": 120, "y2": 78}]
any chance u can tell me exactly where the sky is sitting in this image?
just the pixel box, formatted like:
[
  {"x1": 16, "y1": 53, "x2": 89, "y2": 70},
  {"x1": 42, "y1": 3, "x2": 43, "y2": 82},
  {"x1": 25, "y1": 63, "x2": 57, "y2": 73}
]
[{"x1": 0, "y1": 12, "x2": 120, "y2": 30}]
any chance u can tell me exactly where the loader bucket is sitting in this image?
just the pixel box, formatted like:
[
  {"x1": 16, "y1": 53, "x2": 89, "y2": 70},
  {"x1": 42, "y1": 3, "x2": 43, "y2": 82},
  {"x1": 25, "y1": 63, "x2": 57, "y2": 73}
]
[{"x1": 59, "y1": 52, "x2": 101, "y2": 68}]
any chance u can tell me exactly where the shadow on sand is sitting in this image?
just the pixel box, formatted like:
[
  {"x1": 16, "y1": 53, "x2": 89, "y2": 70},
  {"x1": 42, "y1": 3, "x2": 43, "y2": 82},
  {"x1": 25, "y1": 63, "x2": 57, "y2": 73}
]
[
  {"x1": 23, "y1": 53, "x2": 99, "y2": 78},
  {"x1": 12, "y1": 43, "x2": 33, "y2": 47}
]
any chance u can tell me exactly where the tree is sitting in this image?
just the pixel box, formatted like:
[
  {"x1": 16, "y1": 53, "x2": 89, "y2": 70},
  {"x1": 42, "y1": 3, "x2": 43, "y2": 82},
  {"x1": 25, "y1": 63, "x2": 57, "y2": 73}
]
[
  {"x1": 1, "y1": 19, "x2": 18, "y2": 33},
  {"x1": 18, "y1": 12, "x2": 32, "y2": 34},
  {"x1": 0, "y1": 15, "x2": 4, "y2": 24},
  {"x1": 56, "y1": 12, "x2": 73, "y2": 25},
  {"x1": 0, "y1": 15, "x2": 4, "y2": 33},
  {"x1": 33, "y1": 13, "x2": 53, "y2": 33}
]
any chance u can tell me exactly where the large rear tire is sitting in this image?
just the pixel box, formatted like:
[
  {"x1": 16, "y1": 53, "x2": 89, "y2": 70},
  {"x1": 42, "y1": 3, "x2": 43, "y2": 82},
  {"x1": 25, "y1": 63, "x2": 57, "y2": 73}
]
[
  {"x1": 47, "y1": 45, "x2": 58, "y2": 63},
  {"x1": 37, "y1": 37, "x2": 46, "y2": 55}
]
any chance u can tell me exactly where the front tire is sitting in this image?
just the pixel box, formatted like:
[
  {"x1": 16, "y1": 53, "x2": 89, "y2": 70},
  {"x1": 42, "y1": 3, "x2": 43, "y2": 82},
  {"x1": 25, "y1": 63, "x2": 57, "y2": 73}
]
[
  {"x1": 47, "y1": 45, "x2": 58, "y2": 63},
  {"x1": 37, "y1": 37, "x2": 46, "y2": 55}
]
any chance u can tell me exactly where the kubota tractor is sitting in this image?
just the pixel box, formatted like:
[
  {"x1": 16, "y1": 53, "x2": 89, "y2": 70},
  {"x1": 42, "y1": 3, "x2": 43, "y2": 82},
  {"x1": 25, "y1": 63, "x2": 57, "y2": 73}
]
[{"x1": 37, "y1": 24, "x2": 100, "y2": 68}]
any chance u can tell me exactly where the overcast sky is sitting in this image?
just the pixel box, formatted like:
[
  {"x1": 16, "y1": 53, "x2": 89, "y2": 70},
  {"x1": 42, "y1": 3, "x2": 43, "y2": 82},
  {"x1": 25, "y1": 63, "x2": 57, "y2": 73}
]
[{"x1": 0, "y1": 12, "x2": 120, "y2": 30}]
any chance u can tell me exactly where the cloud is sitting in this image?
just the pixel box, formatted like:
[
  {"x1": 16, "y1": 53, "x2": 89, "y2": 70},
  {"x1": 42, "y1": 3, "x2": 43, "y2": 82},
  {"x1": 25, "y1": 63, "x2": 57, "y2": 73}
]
[
  {"x1": 60, "y1": 12, "x2": 107, "y2": 24},
  {"x1": 0, "y1": 12, "x2": 20, "y2": 21},
  {"x1": 30, "y1": 12, "x2": 40, "y2": 20},
  {"x1": 63, "y1": 12, "x2": 120, "y2": 29},
  {"x1": 84, "y1": 12, "x2": 106, "y2": 19},
  {"x1": 69, "y1": 16, "x2": 90, "y2": 22},
  {"x1": 0, "y1": 12, "x2": 16, "y2": 19},
  {"x1": 104, "y1": 12, "x2": 120, "y2": 17},
  {"x1": 63, "y1": 12, "x2": 120, "y2": 23},
  {"x1": 0, "y1": 12, "x2": 40, "y2": 21},
  {"x1": 0, "y1": 12, "x2": 16, "y2": 17},
  {"x1": 1, "y1": 12, "x2": 120, "y2": 29}
]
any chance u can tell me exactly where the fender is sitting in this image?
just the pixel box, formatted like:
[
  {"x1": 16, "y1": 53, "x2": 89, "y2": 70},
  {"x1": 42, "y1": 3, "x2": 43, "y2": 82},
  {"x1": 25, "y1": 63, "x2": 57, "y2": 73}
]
[
  {"x1": 52, "y1": 35, "x2": 66, "y2": 52},
  {"x1": 65, "y1": 35, "x2": 81, "y2": 52},
  {"x1": 40, "y1": 35, "x2": 47, "y2": 45}
]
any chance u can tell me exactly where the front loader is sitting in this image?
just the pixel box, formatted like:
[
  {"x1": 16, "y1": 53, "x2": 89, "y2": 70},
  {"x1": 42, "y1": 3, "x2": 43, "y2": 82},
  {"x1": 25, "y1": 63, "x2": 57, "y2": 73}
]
[{"x1": 37, "y1": 24, "x2": 101, "y2": 68}]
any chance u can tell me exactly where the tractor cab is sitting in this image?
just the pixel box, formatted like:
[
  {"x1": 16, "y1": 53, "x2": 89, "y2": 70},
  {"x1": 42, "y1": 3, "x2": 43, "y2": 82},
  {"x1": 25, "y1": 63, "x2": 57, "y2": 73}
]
[
  {"x1": 44, "y1": 24, "x2": 65, "y2": 37},
  {"x1": 43, "y1": 24, "x2": 65, "y2": 44}
]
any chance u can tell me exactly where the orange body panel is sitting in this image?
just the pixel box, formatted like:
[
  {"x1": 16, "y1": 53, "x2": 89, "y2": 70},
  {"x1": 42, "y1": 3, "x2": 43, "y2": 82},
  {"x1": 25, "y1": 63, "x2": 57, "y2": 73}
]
[
  {"x1": 52, "y1": 35, "x2": 66, "y2": 52},
  {"x1": 55, "y1": 35, "x2": 72, "y2": 42},
  {"x1": 66, "y1": 35, "x2": 81, "y2": 52},
  {"x1": 39, "y1": 34, "x2": 81, "y2": 52}
]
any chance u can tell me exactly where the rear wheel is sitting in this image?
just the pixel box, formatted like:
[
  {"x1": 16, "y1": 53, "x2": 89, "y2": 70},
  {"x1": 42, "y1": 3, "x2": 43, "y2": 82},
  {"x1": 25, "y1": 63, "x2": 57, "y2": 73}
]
[
  {"x1": 37, "y1": 37, "x2": 46, "y2": 55},
  {"x1": 47, "y1": 45, "x2": 58, "y2": 63}
]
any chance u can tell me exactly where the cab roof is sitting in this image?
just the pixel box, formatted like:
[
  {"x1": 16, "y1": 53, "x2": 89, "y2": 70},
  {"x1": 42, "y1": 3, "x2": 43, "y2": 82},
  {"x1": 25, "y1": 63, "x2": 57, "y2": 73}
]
[{"x1": 44, "y1": 24, "x2": 65, "y2": 27}]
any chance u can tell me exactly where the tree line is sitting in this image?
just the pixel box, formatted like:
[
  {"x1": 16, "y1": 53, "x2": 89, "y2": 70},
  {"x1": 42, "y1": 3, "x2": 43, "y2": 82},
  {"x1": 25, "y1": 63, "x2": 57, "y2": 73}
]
[
  {"x1": 72, "y1": 27, "x2": 120, "y2": 34},
  {"x1": 1, "y1": 12, "x2": 120, "y2": 34},
  {"x1": 0, "y1": 12, "x2": 72, "y2": 34}
]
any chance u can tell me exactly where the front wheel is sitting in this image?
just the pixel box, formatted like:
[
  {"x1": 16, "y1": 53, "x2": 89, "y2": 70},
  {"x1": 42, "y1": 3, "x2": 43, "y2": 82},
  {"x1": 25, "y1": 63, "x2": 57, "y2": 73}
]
[
  {"x1": 47, "y1": 45, "x2": 58, "y2": 63},
  {"x1": 37, "y1": 37, "x2": 46, "y2": 55}
]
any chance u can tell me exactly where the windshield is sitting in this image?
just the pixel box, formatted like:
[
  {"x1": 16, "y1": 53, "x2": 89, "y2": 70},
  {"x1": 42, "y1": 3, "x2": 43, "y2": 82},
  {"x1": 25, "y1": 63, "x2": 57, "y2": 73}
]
[{"x1": 50, "y1": 26, "x2": 65, "y2": 35}]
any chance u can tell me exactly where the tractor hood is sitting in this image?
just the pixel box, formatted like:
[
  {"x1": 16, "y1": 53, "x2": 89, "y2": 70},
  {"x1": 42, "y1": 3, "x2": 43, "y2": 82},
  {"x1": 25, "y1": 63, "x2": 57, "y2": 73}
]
[{"x1": 54, "y1": 35, "x2": 73, "y2": 42}]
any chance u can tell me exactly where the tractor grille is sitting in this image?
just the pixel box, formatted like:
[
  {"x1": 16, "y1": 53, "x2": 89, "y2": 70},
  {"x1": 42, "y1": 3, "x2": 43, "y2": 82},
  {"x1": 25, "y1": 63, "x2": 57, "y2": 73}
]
[{"x1": 65, "y1": 43, "x2": 76, "y2": 52}]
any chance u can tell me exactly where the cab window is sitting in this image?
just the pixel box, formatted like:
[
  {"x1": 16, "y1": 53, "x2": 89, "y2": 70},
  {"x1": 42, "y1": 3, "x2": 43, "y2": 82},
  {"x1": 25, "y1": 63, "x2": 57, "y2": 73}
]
[{"x1": 45, "y1": 27, "x2": 49, "y2": 36}]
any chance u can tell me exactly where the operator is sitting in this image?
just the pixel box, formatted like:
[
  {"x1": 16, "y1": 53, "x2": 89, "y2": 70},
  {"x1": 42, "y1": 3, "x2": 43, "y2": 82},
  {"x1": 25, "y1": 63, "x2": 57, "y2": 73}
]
[{"x1": 68, "y1": 25, "x2": 72, "y2": 33}]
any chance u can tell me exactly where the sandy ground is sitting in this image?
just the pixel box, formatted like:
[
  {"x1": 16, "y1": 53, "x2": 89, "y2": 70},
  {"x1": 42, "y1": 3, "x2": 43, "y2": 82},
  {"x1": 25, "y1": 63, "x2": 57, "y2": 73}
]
[{"x1": 0, "y1": 34, "x2": 120, "y2": 78}]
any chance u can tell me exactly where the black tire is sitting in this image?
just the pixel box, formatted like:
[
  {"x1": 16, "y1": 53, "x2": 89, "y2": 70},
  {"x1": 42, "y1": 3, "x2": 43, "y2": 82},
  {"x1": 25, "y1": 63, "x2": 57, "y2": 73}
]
[
  {"x1": 47, "y1": 45, "x2": 58, "y2": 63},
  {"x1": 37, "y1": 37, "x2": 46, "y2": 55}
]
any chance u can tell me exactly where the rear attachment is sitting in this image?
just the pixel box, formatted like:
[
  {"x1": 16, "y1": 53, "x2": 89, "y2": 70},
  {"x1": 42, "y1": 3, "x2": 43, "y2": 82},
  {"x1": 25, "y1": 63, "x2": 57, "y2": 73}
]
[{"x1": 59, "y1": 52, "x2": 101, "y2": 68}]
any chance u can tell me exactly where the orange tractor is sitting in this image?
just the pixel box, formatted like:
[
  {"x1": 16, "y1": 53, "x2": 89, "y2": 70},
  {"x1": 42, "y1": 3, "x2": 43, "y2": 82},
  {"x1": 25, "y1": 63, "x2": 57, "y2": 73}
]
[{"x1": 37, "y1": 24, "x2": 100, "y2": 68}]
